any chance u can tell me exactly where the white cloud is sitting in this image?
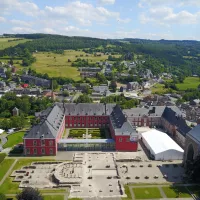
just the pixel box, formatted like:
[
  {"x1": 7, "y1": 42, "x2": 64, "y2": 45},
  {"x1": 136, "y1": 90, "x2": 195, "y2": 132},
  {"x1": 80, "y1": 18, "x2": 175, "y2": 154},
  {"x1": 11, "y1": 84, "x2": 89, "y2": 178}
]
[
  {"x1": 11, "y1": 27, "x2": 36, "y2": 33},
  {"x1": 0, "y1": 17, "x2": 6, "y2": 23},
  {"x1": 10, "y1": 19, "x2": 31, "y2": 27},
  {"x1": 140, "y1": 7, "x2": 200, "y2": 26},
  {"x1": 44, "y1": 1, "x2": 119, "y2": 25},
  {"x1": 138, "y1": 0, "x2": 200, "y2": 7},
  {"x1": 98, "y1": 0, "x2": 115, "y2": 5},
  {"x1": 0, "y1": 0, "x2": 39, "y2": 16},
  {"x1": 117, "y1": 18, "x2": 131, "y2": 23}
]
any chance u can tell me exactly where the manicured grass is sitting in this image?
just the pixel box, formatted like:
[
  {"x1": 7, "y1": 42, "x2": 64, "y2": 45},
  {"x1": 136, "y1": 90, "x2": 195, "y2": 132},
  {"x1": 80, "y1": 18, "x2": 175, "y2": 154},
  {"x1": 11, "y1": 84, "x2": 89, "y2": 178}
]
[
  {"x1": 0, "y1": 153, "x2": 6, "y2": 163},
  {"x1": 176, "y1": 77, "x2": 200, "y2": 91},
  {"x1": 68, "y1": 198, "x2": 82, "y2": 200},
  {"x1": 132, "y1": 187, "x2": 162, "y2": 199},
  {"x1": 3, "y1": 132, "x2": 25, "y2": 149},
  {"x1": 88, "y1": 128, "x2": 107, "y2": 139},
  {"x1": 187, "y1": 185, "x2": 200, "y2": 197},
  {"x1": 162, "y1": 186, "x2": 191, "y2": 198},
  {"x1": 0, "y1": 37, "x2": 31, "y2": 50},
  {"x1": 0, "y1": 159, "x2": 15, "y2": 180},
  {"x1": 122, "y1": 185, "x2": 132, "y2": 200},
  {"x1": 44, "y1": 196, "x2": 64, "y2": 200},
  {"x1": 69, "y1": 129, "x2": 86, "y2": 138}
]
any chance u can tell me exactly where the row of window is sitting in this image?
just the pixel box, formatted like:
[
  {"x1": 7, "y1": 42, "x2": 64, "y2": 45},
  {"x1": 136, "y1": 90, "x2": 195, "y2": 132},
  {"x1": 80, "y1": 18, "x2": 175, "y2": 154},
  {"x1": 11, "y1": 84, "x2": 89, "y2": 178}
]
[
  {"x1": 67, "y1": 116, "x2": 107, "y2": 120},
  {"x1": 33, "y1": 140, "x2": 53, "y2": 146},
  {"x1": 67, "y1": 123, "x2": 108, "y2": 127},
  {"x1": 26, "y1": 148, "x2": 54, "y2": 155}
]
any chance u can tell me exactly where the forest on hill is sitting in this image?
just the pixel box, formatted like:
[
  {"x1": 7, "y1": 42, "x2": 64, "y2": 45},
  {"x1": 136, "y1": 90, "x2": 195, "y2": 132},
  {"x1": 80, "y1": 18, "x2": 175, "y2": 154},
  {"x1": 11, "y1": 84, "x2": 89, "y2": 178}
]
[{"x1": 1, "y1": 34, "x2": 200, "y2": 76}]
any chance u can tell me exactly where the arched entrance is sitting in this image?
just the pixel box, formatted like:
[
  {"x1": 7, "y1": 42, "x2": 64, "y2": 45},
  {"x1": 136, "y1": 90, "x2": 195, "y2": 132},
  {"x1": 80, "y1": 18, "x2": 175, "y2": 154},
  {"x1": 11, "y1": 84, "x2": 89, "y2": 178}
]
[{"x1": 187, "y1": 143, "x2": 194, "y2": 161}]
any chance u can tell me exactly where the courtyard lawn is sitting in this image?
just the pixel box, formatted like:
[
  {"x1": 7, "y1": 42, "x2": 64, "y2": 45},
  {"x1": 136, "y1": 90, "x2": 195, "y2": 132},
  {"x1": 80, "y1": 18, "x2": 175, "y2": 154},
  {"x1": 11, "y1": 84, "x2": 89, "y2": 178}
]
[
  {"x1": 187, "y1": 186, "x2": 200, "y2": 197},
  {"x1": 0, "y1": 159, "x2": 15, "y2": 180},
  {"x1": 3, "y1": 131, "x2": 25, "y2": 149},
  {"x1": 44, "y1": 195, "x2": 64, "y2": 200},
  {"x1": 122, "y1": 185, "x2": 132, "y2": 200},
  {"x1": 176, "y1": 77, "x2": 200, "y2": 91},
  {"x1": 88, "y1": 128, "x2": 107, "y2": 139},
  {"x1": 162, "y1": 186, "x2": 191, "y2": 198},
  {"x1": 69, "y1": 129, "x2": 86, "y2": 138},
  {"x1": 132, "y1": 187, "x2": 162, "y2": 199},
  {"x1": 0, "y1": 37, "x2": 31, "y2": 50}
]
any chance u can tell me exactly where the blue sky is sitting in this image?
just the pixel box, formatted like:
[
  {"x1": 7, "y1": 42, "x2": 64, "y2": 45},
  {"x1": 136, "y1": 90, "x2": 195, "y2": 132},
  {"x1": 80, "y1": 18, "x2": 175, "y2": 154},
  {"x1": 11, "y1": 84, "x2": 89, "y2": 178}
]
[{"x1": 0, "y1": 0, "x2": 200, "y2": 40}]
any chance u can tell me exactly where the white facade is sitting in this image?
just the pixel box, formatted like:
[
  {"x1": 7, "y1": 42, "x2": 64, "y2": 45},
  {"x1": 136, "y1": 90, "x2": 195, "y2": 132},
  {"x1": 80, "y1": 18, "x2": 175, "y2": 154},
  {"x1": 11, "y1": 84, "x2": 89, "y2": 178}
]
[{"x1": 141, "y1": 129, "x2": 184, "y2": 160}]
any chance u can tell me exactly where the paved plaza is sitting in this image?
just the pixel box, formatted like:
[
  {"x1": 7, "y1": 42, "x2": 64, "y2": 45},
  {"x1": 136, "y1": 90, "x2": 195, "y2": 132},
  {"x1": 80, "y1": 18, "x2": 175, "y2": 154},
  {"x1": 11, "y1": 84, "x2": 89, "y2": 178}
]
[{"x1": 10, "y1": 150, "x2": 187, "y2": 199}]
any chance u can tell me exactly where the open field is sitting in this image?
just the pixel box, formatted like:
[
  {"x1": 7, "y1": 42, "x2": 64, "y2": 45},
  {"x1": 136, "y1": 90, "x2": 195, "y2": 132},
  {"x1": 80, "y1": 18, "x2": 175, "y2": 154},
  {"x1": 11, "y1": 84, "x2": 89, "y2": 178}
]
[
  {"x1": 0, "y1": 37, "x2": 31, "y2": 50},
  {"x1": 132, "y1": 187, "x2": 162, "y2": 199},
  {"x1": 0, "y1": 153, "x2": 6, "y2": 163},
  {"x1": 0, "y1": 159, "x2": 15, "y2": 180},
  {"x1": 122, "y1": 185, "x2": 132, "y2": 200},
  {"x1": 3, "y1": 131, "x2": 25, "y2": 149},
  {"x1": 176, "y1": 77, "x2": 200, "y2": 91},
  {"x1": 162, "y1": 186, "x2": 191, "y2": 198},
  {"x1": 15, "y1": 50, "x2": 120, "y2": 80}
]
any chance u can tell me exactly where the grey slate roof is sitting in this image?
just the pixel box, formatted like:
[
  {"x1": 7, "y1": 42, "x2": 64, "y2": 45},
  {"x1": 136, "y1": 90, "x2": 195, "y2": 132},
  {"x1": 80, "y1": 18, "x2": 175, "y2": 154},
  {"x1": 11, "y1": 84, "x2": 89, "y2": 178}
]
[
  {"x1": 187, "y1": 125, "x2": 200, "y2": 142},
  {"x1": 56, "y1": 103, "x2": 116, "y2": 116},
  {"x1": 162, "y1": 107, "x2": 191, "y2": 136},
  {"x1": 24, "y1": 105, "x2": 64, "y2": 139}
]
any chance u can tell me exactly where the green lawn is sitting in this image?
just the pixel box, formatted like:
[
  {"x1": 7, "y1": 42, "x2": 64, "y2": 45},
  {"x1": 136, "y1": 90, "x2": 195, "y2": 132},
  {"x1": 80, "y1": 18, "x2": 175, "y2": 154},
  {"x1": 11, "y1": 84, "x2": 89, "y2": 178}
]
[
  {"x1": 162, "y1": 186, "x2": 191, "y2": 198},
  {"x1": 187, "y1": 186, "x2": 200, "y2": 197},
  {"x1": 3, "y1": 131, "x2": 25, "y2": 149},
  {"x1": 176, "y1": 77, "x2": 200, "y2": 91},
  {"x1": 0, "y1": 37, "x2": 31, "y2": 50},
  {"x1": 122, "y1": 185, "x2": 132, "y2": 200},
  {"x1": 44, "y1": 196, "x2": 64, "y2": 200},
  {"x1": 0, "y1": 153, "x2": 6, "y2": 163},
  {"x1": 0, "y1": 159, "x2": 15, "y2": 180},
  {"x1": 133, "y1": 187, "x2": 162, "y2": 199}
]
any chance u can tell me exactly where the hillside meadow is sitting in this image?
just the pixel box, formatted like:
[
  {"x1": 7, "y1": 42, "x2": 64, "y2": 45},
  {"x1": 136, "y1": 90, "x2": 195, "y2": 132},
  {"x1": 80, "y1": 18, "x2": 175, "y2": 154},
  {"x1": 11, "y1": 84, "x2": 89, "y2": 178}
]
[
  {"x1": 0, "y1": 37, "x2": 31, "y2": 50},
  {"x1": 16, "y1": 50, "x2": 120, "y2": 80}
]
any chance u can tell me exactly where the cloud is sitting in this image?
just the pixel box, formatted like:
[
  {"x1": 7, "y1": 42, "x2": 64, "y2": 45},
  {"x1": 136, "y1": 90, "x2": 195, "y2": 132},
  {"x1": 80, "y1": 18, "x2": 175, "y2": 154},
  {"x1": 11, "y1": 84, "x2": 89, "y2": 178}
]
[
  {"x1": 140, "y1": 7, "x2": 200, "y2": 26},
  {"x1": 138, "y1": 0, "x2": 200, "y2": 7},
  {"x1": 10, "y1": 19, "x2": 32, "y2": 27},
  {"x1": 98, "y1": 0, "x2": 115, "y2": 5},
  {"x1": 44, "y1": 1, "x2": 119, "y2": 25},
  {"x1": 11, "y1": 27, "x2": 36, "y2": 33},
  {"x1": 0, "y1": 0, "x2": 39, "y2": 16},
  {"x1": 117, "y1": 18, "x2": 131, "y2": 23},
  {"x1": 0, "y1": 17, "x2": 6, "y2": 23}
]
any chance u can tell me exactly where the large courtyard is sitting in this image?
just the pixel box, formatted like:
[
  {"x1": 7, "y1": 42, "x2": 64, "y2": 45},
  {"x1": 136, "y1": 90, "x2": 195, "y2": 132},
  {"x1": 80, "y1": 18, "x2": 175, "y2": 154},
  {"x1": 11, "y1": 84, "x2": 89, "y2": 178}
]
[{"x1": 7, "y1": 152, "x2": 189, "y2": 199}]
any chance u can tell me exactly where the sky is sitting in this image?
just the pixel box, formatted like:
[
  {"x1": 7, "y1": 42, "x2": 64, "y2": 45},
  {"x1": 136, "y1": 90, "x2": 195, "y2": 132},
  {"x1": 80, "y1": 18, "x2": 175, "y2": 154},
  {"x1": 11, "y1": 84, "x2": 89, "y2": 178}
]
[{"x1": 0, "y1": 0, "x2": 200, "y2": 40}]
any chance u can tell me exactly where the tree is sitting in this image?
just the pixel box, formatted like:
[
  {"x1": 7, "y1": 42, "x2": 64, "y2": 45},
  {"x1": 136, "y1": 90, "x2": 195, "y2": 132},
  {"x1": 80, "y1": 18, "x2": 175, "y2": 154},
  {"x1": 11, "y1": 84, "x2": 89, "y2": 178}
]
[
  {"x1": 52, "y1": 80, "x2": 58, "y2": 90},
  {"x1": 5, "y1": 70, "x2": 12, "y2": 79},
  {"x1": 75, "y1": 94, "x2": 92, "y2": 103},
  {"x1": 0, "y1": 193, "x2": 6, "y2": 200},
  {"x1": 16, "y1": 187, "x2": 43, "y2": 200},
  {"x1": 110, "y1": 80, "x2": 117, "y2": 92},
  {"x1": 63, "y1": 91, "x2": 69, "y2": 97}
]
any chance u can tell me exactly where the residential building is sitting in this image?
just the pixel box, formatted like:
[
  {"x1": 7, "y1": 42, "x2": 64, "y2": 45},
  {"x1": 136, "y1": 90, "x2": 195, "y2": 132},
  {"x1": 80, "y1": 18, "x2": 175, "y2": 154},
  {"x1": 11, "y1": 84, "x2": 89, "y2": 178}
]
[
  {"x1": 127, "y1": 82, "x2": 140, "y2": 91},
  {"x1": 21, "y1": 75, "x2": 51, "y2": 88}
]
